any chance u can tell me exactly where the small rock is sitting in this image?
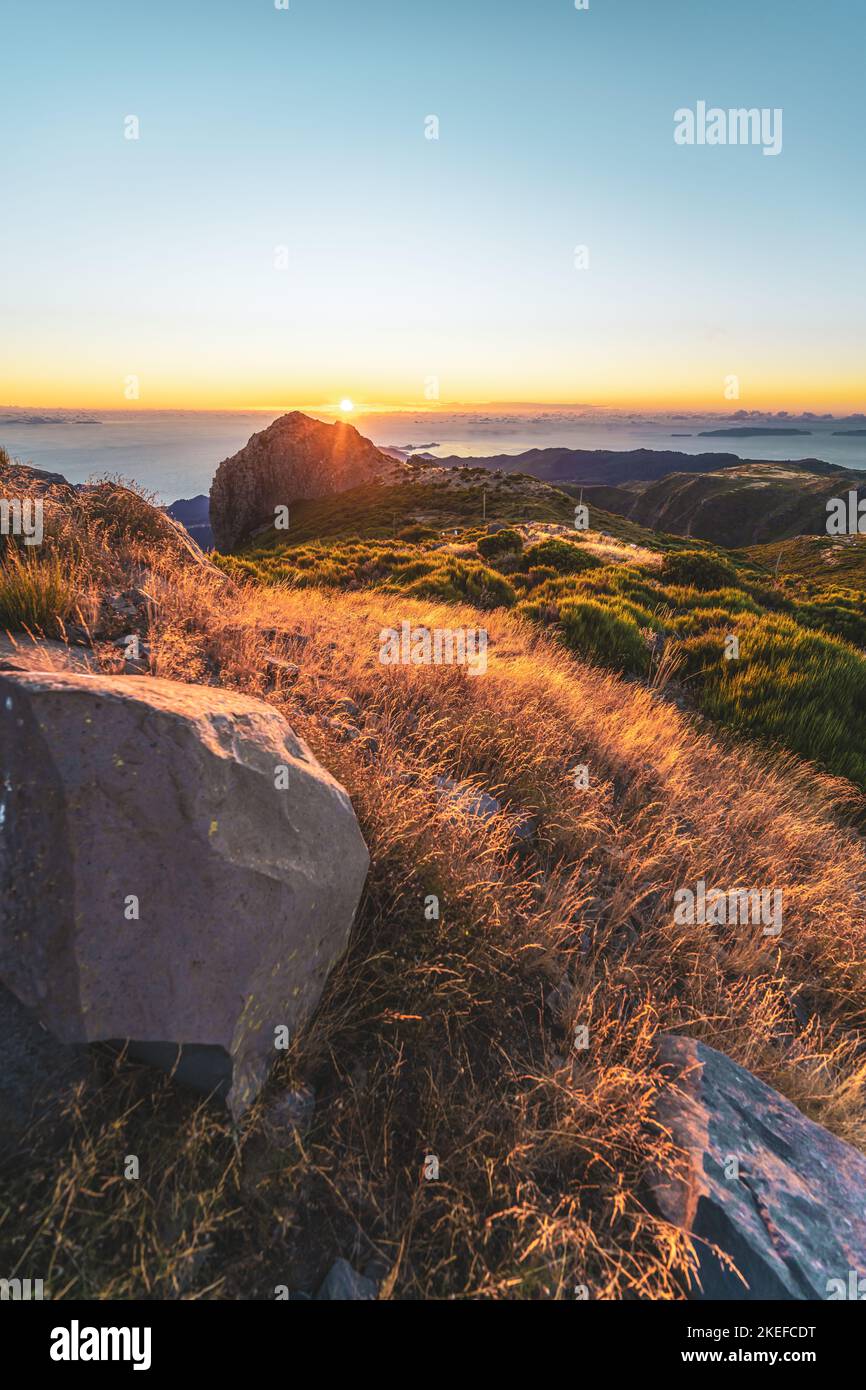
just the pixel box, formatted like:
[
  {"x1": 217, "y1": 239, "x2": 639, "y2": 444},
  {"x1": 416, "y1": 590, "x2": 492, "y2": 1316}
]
[
  {"x1": 315, "y1": 1258, "x2": 378, "y2": 1301},
  {"x1": 264, "y1": 1085, "x2": 316, "y2": 1146},
  {"x1": 435, "y1": 775, "x2": 501, "y2": 821},
  {"x1": 0, "y1": 635, "x2": 96, "y2": 674},
  {"x1": 512, "y1": 813, "x2": 538, "y2": 843},
  {"x1": 263, "y1": 656, "x2": 300, "y2": 691},
  {"x1": 323, "y1": 718, "x2": 361, "y2": 742},
  {"x1": 331, "y1": 697, "x2": 361, "y2": 720},
  {"x1": 358, "y1": 734, "x2": 380, "y2": 759},
  {"x1": 363, "y1": 1255, "x2": 391, "y2": 1284},
  {"x1": 544, "y1": 979, "x2": 573, "y2": 1021}
]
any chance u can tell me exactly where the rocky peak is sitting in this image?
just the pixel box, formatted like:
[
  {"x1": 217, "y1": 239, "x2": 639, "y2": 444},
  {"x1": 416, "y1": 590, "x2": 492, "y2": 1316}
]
[{"x1": 209, "y1": 411, "x2": 405, "y2": 552}]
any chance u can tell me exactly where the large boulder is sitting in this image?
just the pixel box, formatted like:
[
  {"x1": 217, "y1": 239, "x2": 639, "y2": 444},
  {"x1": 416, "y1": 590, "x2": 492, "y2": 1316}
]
[
  {"x1": 209, "y1": 412, "x2": 404, "y2": 552},
  {"x1": 650, "y1": 1035, "x2": 866, "y2": 1299},
  {"x1": 0, "y1": 670, "x2": 369, "y2": 1117}
]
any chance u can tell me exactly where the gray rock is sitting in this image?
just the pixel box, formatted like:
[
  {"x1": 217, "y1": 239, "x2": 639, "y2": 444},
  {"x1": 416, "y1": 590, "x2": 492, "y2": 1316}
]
[
  {"x1": 331, "y1": 697, "x2": 361, "y2": 721},
  {"x1": 0, "y1": 635, "x2": 97, "y2": 674},
  {"x1": 262, "y1": 656, "x2": 300, "y2": 691},
  {"x1": 435, "y1": 775, "x2": 535, "y2": 842},
  {"x1": 0, "y1": 670, "x2": 369, "y2": 1118},
  {"x1": 263, "y1": 1084, "x2": 316, "y2": 1146},
  {"x1": 650, "y1": 1035, "x2": 866, "y2": 1300},
  {"x1": 434, "y1": 775, "x2": 501, "y2": 821},
  {"x1": 315, "y1": 1258, "x2": 378, "y2": 1301}
]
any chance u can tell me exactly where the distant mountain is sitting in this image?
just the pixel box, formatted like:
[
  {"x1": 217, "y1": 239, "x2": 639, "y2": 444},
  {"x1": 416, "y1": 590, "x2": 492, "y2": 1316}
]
[
  {"x1": 430, "y1": 446, "x2": 750, "y2": 485},
  {"x1": 698, "y1": 427, "x2": 812, "y2": 438},
  {"x1": 0, "y1": 414, "x2": 100, "y2": 426},
  {"x1": 165, "y1": 494, "x2": 213, "y2": 551},
  {"x1": 578, "y1": 460, "x2": 861, "y2": 547}
]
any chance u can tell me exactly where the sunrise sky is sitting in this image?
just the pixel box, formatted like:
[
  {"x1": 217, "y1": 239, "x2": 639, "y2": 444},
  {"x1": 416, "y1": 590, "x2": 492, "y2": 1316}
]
[{"x1": 2, "y1": 0, "x2": 863, "y2": 413}]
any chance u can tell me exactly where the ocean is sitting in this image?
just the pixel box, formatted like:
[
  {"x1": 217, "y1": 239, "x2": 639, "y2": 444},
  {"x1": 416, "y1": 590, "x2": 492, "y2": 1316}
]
[{"x1": 1, "y1": 409, "x2": 864, "y2": 506}]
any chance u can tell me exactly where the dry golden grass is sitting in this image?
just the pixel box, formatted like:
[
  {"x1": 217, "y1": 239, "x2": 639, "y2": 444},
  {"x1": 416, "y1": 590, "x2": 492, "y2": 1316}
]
[{"x1": 4, "y1": 538, "x2": 866, "y2": 1300}]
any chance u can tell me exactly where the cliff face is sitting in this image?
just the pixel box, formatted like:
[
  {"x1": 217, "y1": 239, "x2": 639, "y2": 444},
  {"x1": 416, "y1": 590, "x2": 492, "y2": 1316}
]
[{"x1": 209, "y1": 412, "x2": 402, "y2": 552}]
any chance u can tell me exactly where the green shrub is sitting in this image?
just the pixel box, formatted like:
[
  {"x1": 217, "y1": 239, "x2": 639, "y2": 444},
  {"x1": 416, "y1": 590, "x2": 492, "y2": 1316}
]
[
  {"x1": 660, "y1": 549, "x2": 740, "y2": 591},
  {"x1": 522, "y1": 538, "x2": 601, "y2": 575},
  {"x1": 405, "y1": 559, "x2": 516, "y2": 610},
  {"x1": 796, "y1": 592, "x2": 866, "y2": 648},
  {"x1": 671, "y1": 606, "x2": 740, "y2": 636},
  {"x1": 525, "y1": 566, "x2": 558, "y2": 588},
  {"x1": 681, "y1": 613, "x2": 866, "y2": 787},
  {"x1": 0, "y1": 547, "x2": 80, "y2": 635},
  {"x1": 397, "y1": 524, "x2": 437, "y2": 542},
  {"x1": 477, "y1": 528, "x2": 523, "y2": 561},
  {"x1": 559, "y1": 598, "x2": 650, "y2": 675}
]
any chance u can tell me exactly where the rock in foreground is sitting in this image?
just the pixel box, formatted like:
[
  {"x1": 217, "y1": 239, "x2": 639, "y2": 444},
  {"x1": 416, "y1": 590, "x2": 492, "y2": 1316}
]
[
  {"x1": 209, "y1": 411, "x2": 403, "y2": 551},
  {"x1": 315, "y1": 1258, "x2": 378, "y2": 1301},
  {"x1": 651, "y1": 1035, "x2": 866, "y2": 1299},
  {"x1": 0, "y1": 670, "x2": 369, "y2": 1118}
]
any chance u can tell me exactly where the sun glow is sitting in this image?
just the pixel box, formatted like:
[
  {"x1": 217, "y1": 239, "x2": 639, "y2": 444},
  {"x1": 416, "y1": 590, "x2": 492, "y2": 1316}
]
[{"x1": 339, "y1": 398, "x2": 355, "y2": 413}]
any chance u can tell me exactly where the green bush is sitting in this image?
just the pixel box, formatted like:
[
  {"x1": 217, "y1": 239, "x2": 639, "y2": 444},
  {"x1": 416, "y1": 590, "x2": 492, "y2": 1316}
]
[
  {"x1": 0, "y1": 548, "x2": 80, "y2": 635},
  {"x1": 796, "y1": 592, "x2": 866, "y2": 648},
  {"x1": 477, "y1": 528, "x2": 523, "y2": 562},
  {"x1": 397, "y1": 524, "x2": 438, "y2": 542},
  {"x1": 525, "y1": 566, "x2": 558, "y2": 588},
  {"x1": 559, "y1": 598, "x2": 650, "y2": 675},
  {"x1": 405, "y1": 559, "x2": 516, "y2": 610},
  {"x1": 681, "y1": 613, "x2": 866, "y2": 787},
  {"x1": 660, "y1": 549, "x2": 740, "y2": 591},
  {"x1": 522, "y1": 538, "x2": 601, "y2": 575}
]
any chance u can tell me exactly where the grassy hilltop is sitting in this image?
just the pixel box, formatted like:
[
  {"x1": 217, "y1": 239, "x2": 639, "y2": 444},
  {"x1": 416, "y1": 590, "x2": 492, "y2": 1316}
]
[{"x1": 218, "y1": 470, "x2": 866, "y2": 793}]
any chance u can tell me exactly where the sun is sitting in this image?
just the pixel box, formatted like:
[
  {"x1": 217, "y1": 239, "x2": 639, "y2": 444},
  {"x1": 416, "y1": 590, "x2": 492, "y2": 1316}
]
[{"x1": 339, "y1": 398, "x2": 355, "y2": 413}]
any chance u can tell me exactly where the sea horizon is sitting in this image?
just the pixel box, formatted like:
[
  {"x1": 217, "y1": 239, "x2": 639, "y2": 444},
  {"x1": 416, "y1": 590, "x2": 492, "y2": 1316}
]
[{"x1": 2, "y1": 405, "x2": 865, "y2": 506}]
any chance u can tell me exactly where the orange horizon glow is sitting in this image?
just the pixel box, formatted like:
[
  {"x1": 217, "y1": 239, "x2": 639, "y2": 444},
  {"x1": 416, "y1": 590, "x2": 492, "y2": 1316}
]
[
  {"x1": 2, "y1": 383, "x2": 864, "y2": 416},
  {"x1": 4, "y1": 342, "x2": 863, "y2": 417}
]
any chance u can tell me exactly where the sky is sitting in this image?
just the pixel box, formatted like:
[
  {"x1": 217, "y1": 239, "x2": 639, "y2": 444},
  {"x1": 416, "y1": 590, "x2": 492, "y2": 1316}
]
[{"x1": 1, "y1": 0, "x2": 864, "y2": 413}]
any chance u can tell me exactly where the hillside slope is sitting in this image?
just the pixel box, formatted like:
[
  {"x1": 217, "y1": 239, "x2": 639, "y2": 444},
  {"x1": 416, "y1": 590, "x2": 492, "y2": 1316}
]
[
  {"x1": 579, "y1": 460, "x2": 861, "y2": 547},
  {"x1": 3, "y1": 461, "x2": 866, "y2": 1300},
  {"x1": 430, "y1": 445, "x2": 774, "y2": 484},
  {"x1": 5, "y1": 533, "x2": 866, "y2": 1298},
  {"x1": 219, "y1": 479, "x2": 866, "y2": 794}
]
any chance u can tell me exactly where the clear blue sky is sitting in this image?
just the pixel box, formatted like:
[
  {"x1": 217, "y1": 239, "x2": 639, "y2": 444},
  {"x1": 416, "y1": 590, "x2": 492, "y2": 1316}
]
[{"x1": 2, "y1": 0, "x2": 863, "y2": 409}]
